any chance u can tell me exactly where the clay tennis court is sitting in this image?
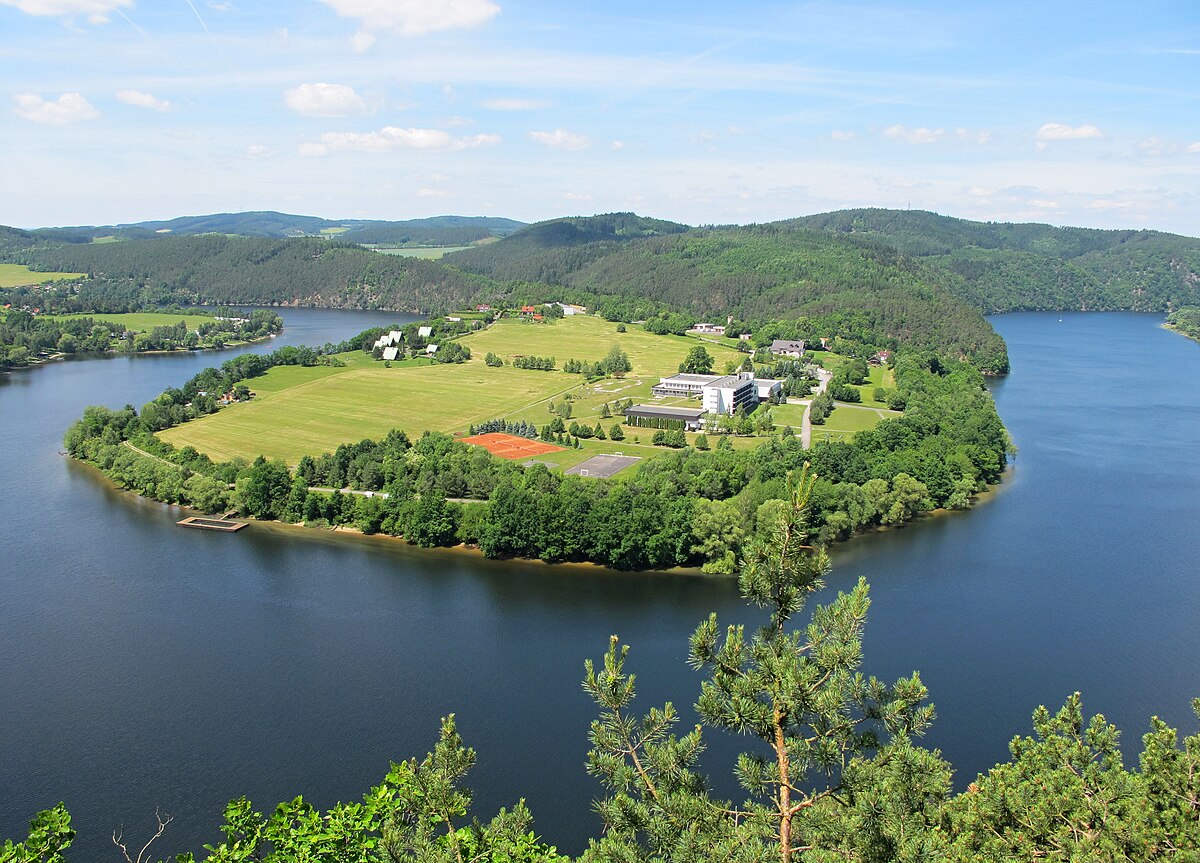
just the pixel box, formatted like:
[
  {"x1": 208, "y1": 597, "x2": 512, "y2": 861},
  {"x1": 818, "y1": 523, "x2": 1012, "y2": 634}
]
[{"x1": 461, "y1": 432, "x2": 566, "y2": 460}]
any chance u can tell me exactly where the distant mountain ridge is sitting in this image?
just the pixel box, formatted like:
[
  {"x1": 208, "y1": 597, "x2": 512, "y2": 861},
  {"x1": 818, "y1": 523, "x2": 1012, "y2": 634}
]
[{"x1": 27, "y1": 211, "x2": 527, "y2": 245}]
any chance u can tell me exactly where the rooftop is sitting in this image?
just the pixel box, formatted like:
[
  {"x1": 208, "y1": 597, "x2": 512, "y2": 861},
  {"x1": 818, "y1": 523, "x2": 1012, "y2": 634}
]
[{"x1": 624, "y1": 404, "x2": 706, "y2": 419}]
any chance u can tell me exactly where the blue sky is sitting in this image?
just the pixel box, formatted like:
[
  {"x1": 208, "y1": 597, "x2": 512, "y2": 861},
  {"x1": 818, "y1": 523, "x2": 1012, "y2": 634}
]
[{"x1": 2, "y1": 0, "x2": 1198, "y2": 233}]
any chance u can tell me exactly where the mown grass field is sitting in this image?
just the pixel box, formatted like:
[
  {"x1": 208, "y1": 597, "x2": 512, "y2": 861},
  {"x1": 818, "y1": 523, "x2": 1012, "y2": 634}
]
[
  {"x1": 813, "y1": 404, "x2": 902, "y2": 443},
  {"x1": 53, "y1": 312, "x2": 216, "y2": 331},
  {"x1": 0, "y1": 263, "x2": 84, "y2": 288},
  {"x1": 461, "y1": 316, "x2": 743, "y2": 378},
  {"x1": 159, "y1": 362, "x2": 578, "y2": 464}
]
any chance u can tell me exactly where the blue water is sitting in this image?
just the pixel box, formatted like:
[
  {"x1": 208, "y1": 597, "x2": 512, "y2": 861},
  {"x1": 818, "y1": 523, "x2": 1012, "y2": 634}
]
[{"x1": 1, "y1": 310, "x2": 1197, "y2": 858}]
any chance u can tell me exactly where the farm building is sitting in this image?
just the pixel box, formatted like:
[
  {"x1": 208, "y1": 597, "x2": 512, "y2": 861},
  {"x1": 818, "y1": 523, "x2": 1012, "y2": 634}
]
[
  {"x1": 691, "y1": 323, "x2": 726, "y2": 335},
  {"x1": 623, "y1": 404, "x2": 706, "y2": 432},
  {"x1": 769, "y1": 339, "x2": 806, "y2": 357}
]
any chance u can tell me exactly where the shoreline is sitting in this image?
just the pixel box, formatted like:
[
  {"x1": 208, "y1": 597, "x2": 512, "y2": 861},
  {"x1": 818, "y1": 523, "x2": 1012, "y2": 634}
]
[
  {"x1": 1, "y1": 330, "x2": 280, "y2": 376},
  {"x1": 66, "y1": 452, "x2": 1014, "y2": 578}
]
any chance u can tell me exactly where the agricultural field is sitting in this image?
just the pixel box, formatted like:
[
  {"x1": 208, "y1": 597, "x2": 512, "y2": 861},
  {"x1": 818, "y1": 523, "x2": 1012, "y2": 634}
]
[
  {"x1": 53, "y1": 311, "x2": 216, "y2": 331},
  {"x1": 365, "y1": 245, "x2": 471, "y2": 258},
  {"x1": 0, "y1": 263, "x2": 84, "y2": 288}
]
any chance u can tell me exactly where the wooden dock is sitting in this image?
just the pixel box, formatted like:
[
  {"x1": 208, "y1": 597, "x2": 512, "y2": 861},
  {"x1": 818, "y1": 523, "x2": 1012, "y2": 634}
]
[{"x1": 177, "y1": 516, "x2": 247, "y2": 532}]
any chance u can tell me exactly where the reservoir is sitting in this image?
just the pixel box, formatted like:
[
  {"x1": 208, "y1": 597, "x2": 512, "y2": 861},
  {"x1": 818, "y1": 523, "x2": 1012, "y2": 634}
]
[{"x1": 2, "y1": 309, "x2": 1198, "y2": 858}]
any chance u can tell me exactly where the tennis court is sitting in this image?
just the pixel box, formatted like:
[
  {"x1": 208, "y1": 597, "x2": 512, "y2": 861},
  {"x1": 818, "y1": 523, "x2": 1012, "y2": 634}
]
[{"x1": 461, "y1": 432, "x2": 566, "y2": 460}]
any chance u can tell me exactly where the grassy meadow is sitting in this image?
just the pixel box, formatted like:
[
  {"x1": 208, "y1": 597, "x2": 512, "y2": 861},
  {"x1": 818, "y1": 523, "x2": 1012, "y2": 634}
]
[
  {"x1": 53, "y1": 311, "x2": 216, "y2": 331},
  {"x1": 158, "y1": 315, "x2": 892, "y2": 468},
  {"x1": 0, "y1": 263, "x2": 84, "y2": 288},
  {"x1": 365, "y1": 246, "x2": 472, "y2": 258}
]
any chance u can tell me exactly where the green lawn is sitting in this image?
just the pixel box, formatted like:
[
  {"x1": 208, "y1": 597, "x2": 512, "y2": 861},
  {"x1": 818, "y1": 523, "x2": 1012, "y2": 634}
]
[
  {"x1": 159, "y1": 361, "x2": 578, "y2": 464},
  {"x1": 812, "y1": 404, "x2": 902, "y2": 443},
  {"x1": 52, "y1": 311, "x2": 216, "y2": 331},
  {"x1": 156, "y1": 318, "x2": 892, "y2": 469},
  {"x1": 460, "y1": 316, "x2": 743, "y2": 378},
  {"x1": 0, "y1": 263, "x2": 84, "y2": 288}
]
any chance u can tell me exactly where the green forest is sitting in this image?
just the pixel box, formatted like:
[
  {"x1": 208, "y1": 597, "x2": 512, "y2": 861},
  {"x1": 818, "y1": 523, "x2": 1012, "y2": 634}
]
[
  {"x1": 8, "y1": 207, "x2": 1200, "y2": 379},
  {"x1": 6, "y1": 475, "x2": 1199, "y2": 862}
]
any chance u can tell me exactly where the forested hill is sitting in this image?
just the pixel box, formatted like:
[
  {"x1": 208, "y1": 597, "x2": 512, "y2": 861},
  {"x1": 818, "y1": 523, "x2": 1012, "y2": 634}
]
[
  {"x1": 449, "y1": 219, "x2": 1009, "y2": 372},
  {"x1": 789, "y1": 208, "x2": 1200, "y2": 313},
  {"x1": 23, "y1": 212, "x2": 526, "y2": 244},
  {"x1": 7, "y1": 234, "x2": 490, "y2": 312}
]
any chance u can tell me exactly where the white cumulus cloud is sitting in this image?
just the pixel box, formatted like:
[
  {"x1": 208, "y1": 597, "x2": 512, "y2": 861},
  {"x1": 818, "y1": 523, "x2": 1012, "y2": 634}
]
[
  {"x1": 0, "y1": 0, "x2": 130, "y2": 19},
  {"x1": 1035, "y1": 122, "x2": 1103, "y2": 149},
  {"x1": 284, "y1": 83, "x2": 368, "y2": 118},
  {"x1": 830, "y1": 130, "x2": 856, "y2": 141},
  {"x1": 116, "y1": 89, "x2": 171, "y2": 111},
  {"x1": 313, "y1": 126, "x2": 501, "y2": 154},
  {"x1": 610, "y1": 140, "x2": 625, "y2": 150},
  {"x1": 319, "y1": 0, "x2": 500, "y2": 49},
  {"x1": 14, "y1": 92, "x2": 99, "y2": 124},
  {"x1": 883, "y1": 125, "x2": 945, "y2": 144},
  {"x1": 529, "y1": 128, "x2": 590, "y2": 150}
]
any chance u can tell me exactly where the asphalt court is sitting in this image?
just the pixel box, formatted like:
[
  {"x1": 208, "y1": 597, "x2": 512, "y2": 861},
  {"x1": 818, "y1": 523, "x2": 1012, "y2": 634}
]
[{"x1": 564, "y1": 454, "x2": 641, "y2": 478}]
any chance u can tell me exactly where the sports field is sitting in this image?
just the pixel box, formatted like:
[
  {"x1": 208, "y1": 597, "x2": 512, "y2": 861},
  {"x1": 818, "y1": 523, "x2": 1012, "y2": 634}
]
[
  {"x1": 159, "y1": 362, "x2": 577, "y2": 464},
  {"x1": 460, "y1": 316, "x2": 743, "y2": 378},
  {"x1": 461, "y1": 432, "x2": 565, "y2": 459},
  {"x1": 0, "y1": 263, "x2": 84, "y2": 288}
]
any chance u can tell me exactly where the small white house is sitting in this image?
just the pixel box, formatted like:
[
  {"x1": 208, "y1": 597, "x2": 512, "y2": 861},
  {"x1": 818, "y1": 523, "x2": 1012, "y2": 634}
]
[
  {"x1": 389, "y1": 330, "x2": 405, "y2": 343},
  {"x1": 382, "y1": 346, "x2": 400, "y2": 361},
  {"x1": 417, "y1": 326, "x2": 433, "y2": 339},
  {"x1": 446, "y1": 316, "x2": 462, "y2": 323},
  {"x1": 425, "y1": 344, "x2": 439, "y2": 355}
]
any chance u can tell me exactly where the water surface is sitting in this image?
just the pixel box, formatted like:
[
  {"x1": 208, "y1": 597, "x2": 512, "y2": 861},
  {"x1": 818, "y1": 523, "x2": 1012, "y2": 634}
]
[{"x1": 2, "y1": 310, "x2": 1197, "y2": 858}]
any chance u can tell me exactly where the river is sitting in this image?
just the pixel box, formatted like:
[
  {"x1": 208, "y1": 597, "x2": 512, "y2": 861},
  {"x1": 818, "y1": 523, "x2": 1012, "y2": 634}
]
[{"x1": 2, "y1": 309, "x2": 1197, "y2": 858}]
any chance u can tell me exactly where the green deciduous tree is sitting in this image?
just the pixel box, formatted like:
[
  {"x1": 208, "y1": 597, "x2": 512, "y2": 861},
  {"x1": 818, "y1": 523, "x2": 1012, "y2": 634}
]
[{"x1": 678, "y1": 346, "x2": 714, "y2": 375}]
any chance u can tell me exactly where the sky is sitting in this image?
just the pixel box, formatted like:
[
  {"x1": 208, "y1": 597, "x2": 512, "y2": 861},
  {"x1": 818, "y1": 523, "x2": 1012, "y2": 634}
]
[{"x1": 2, "y1": 0, "x2": 1198, "y2": 234}]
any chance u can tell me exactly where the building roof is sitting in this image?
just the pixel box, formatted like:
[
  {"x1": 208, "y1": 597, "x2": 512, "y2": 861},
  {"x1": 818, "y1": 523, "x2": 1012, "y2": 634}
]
[
  {"x1": 706, "y1": 374, "x2": 751, "y2": 389},
  {"x1": 770, "y1": 339, "x2": 806, "y2": 353},
  {"x1": 417, "y1": 326, "x2": 433, "y2": 338},
  {"x1": 382, "y1": 346, "x2": 399, "y2": 361},
  {"x1": 658, "y1": 372, "x2": 722, "y2": 385},
  {"x1": 624, "y1": 404, "x2": 706, "y2": 420}
]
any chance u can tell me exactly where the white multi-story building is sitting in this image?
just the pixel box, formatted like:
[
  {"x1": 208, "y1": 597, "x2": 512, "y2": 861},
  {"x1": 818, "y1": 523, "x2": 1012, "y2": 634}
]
[{"x1": 652, "y1": 372, "x2": 764, "y2": 415}]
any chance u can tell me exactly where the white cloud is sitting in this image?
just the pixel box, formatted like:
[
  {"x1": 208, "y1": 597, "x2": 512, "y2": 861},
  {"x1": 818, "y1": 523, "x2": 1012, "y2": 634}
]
[
  {"x1": 14, "y1": 92, "x2": 99, "y2": 124},
  {"x1": 1035, "y1": 122, "x2": 1103, "y2": 150},
  {"x1": 319, "y1": 0, "x2": 500, "y2": 48},
  {"x1": 610, "y1": 140, "x2": 625, "y2": 150},
  {"x1": 0, "y1": 0, "x2": 130, "y2": 19},
  {"x1": 480, "y1": 97, "x2": 552, "y2": 111},
  {"x1": 116, "y1": 89, "x2": 171, "y2": 111},
  {"x1": 830, "y1": 130, "x2": 856, "y2": 141},
  {"x1": 955, "y1": 127, "x2": 991, "y2": 144},
  {"x1": 1188, "y1": 142, "x2": 1200, "y2": 154},
  {"x1": 314, "y1": 126, "x2": 501, "y2": 154},
  {"x1": 563, "y1": 192, "x2": 593, "y2": 201},
  {"x1": 1087, "y1": 199, "x2": 1133, "y2": 210},
  {"x1": 883, "y1": 125, "x2": 945, "y2": 144},
  {"x1": 284, "y1": 83, "x2": 367, "y2": 118},
  {"x1": 416, "y1": 188, "x2": 450, "y2": 198},
  {"x1": 529, "y1": 128, "x2": 590, "y2": 150},
  {"x1": 246, "y1": 145, "x2": 278, "y2": 159}
]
